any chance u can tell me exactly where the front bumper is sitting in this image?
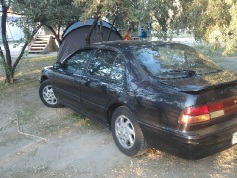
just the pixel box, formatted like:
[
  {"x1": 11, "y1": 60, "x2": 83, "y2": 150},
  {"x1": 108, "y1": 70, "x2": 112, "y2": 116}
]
[{"x1": 139, "y1": 117, "x2": 237, "y2": 160}]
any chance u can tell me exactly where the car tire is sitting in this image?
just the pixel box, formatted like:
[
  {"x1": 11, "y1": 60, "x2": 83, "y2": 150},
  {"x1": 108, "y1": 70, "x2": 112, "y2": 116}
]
[
  {"x1": 111, "y1": 106, "x2": 147, "y2": 157},
  {"x1": 39, "y1": 80, "x2": 62, "y2": 108}
]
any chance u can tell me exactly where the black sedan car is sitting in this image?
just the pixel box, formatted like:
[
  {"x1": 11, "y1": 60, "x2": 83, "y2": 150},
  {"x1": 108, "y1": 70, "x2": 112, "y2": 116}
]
[{"x1": 39, "y1": 41, "x2": 237, "y2": 159}]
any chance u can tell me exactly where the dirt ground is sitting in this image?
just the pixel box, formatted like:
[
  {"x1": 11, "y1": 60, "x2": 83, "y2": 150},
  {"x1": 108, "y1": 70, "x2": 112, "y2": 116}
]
[{"x1": 0, "y1": 48, "x2": 237, "y2": 178}]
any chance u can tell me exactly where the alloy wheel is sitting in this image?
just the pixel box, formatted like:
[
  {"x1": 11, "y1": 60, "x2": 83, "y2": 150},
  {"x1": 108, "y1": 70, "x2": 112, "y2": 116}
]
[
  {"x1": 115, "y1": 115, "x2": 135, "y2": 149},
  {"x1": 42, "y1": 85, "x2": 57, "y2": 105}
]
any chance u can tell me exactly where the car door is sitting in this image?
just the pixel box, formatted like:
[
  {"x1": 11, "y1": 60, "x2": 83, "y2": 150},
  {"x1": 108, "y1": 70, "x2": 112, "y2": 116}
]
[
  {"x1": 52, "y1": 49, "x2": 93, "y2": 108},
  {"x1": 78, "y1": 49, "x2": 125, "y2": 121}
]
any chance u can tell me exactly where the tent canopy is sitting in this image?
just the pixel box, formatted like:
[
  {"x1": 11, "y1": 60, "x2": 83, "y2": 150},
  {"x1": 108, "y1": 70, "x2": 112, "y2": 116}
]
[{"x1": 57, "y1": 19, "x2": 122, "y2": 62}]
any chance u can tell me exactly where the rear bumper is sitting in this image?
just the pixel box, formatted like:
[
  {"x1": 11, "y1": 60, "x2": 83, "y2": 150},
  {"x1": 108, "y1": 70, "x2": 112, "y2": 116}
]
[{"x1": 139, "y1": 118, "x2": 237, "y2": 160}]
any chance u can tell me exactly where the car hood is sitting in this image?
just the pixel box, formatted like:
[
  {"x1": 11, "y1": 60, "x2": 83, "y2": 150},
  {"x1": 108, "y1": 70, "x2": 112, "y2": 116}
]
[{"x1": 160, "y1": 70, "x2": 237, "y2": 92}]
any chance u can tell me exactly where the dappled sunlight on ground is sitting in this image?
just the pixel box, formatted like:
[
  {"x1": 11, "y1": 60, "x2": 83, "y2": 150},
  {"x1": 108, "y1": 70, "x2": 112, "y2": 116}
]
[
  {"x1": 106, "y1": 146, "x2": 237, "y2": 177},
  {"x1": 15, "y1": 69, "x2": 41, "y2": 78}
]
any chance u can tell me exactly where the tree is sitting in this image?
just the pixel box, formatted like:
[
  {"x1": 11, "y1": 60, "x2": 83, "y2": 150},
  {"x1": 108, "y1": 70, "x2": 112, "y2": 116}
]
[
  {"x1": 13, "y1": 0, "x2": 81, "y2": 44},
  {"x1": 0, "y1": 0, "x2": 42, "y2": 84},
  {"x1": 175, "y1": 0, "x2": 237, "y2": 55},
  {"x1": 73, "y1": 0, "x2": 105, "y2": 44},
  {"x1": 0, "y1": 0, "x2": 81, "y2": 84},
  {"x1": 130, "y1": 0, "x2": 179, "y2": 40},
  {"x1": 73, "y1": 0, "x2": 141, "y2": 42},
  {"x1": 120, "y1": 0, "x2": 237, "y2": 54}
]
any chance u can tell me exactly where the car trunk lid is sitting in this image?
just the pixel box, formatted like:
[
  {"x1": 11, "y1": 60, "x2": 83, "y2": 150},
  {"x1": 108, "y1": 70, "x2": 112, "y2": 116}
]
[
  {"x1": 160, "y1": 70, "x2": 237, "y2": 125},
  {"x1": 160, "y1": 70, "x2": 237, "y2": 92}
]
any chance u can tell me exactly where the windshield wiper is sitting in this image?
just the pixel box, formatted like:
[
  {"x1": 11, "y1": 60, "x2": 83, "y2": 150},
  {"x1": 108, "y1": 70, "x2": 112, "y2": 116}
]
[
  {"x1": 167, "y1": 70, "x2": 196, "y2": 76},
  {"x1": 157, "y1": 70, "x2": 197, "y2": 80}
]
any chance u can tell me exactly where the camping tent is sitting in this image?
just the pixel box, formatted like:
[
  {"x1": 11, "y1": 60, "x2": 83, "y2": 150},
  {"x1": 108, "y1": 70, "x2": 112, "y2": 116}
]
[{"x1": 57, "y1": 19, "x2": 122, "y2": 62}]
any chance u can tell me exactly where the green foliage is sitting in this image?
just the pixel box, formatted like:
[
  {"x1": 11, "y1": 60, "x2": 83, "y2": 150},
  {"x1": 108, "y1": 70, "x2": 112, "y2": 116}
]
[
  {"x1": 73, "y1": 0, "x2": 99, "y2": 20},
  {"x1": 13, "y1": 0, "x2": 81, "y2": 40},
  {"x1": 10, "y1": 0, "x2": 237, "y2": 54},
  {"x1": 13, "y1": 0, "x2": 80, "y2": 24},
  {"x1": 124, "y1": 0, "x2": 237, "y2": 54},
  {"x1": 0, "y1": 0, "x2": 82, "y2": 84},
  {"x1": 138, "y1": 0, "x2": 180, "y2": 39},
  {"x1": 179, "y1": 0, "x2": 237, "y2": 55},
  {"x1": 73, "y1": 0, "x2": 140, "y2": 30}
]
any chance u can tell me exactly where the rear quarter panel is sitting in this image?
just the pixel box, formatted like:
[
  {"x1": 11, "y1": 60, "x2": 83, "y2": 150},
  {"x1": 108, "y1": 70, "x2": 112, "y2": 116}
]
[{"x1": 124, "y1": 65, "x2": 207, "y2": 130}]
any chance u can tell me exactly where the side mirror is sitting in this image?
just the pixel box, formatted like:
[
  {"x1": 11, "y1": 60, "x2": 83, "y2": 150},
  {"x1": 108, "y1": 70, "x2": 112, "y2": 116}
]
[{"x1": 53, "y1": 62, "x2": 62, "y2": 69}]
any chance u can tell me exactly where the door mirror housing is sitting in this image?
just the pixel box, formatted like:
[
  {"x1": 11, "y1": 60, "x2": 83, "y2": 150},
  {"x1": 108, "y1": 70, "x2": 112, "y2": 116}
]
[{"x1": 53, "y1": 62, "x2": 62, "y2": 69}]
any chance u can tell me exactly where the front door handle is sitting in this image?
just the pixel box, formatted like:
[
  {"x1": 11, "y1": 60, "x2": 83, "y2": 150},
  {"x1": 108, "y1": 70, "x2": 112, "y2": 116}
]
[{"x1": 74, "y1": 78, "x2": 90, "y2": 84}]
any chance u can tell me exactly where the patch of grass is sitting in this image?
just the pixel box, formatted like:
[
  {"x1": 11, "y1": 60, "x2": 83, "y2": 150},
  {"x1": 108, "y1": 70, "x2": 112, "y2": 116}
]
[
  {"x1": 0, "y1": 55, "x2": 56, "y2": 97},
  {"x1": 63, "y1": 112, "x2": 102, "y2": 131},
  {"x1": 194, "y1": 44, "x2": 237, "y2": 58},
  {"x1": 70, "y1": 112, "x2": 87, "y2": 121},
  {"x1": 15, "y1": 56, "x2": 56, "y2": 80},
  {"x1": 17, "y1": 109, "x2": 35, "y2": 122},
  {"x1": 82, "y1": 118, "x2": 101, "y2": 130},
  {"x1": 0, "y1": 78, "x2": 39, "y2": 99},
  {"x1": 42, "y1": 124, "x2": 61, "y2": 134},
  {"x1": 0, "y1": 55, "x2": 56, "y2": 83}
]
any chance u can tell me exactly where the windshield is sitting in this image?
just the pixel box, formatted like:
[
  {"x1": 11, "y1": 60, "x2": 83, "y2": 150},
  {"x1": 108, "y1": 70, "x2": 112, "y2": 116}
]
[{"x1": 134, "y1": 44, "x2": 222, "y2": 79}]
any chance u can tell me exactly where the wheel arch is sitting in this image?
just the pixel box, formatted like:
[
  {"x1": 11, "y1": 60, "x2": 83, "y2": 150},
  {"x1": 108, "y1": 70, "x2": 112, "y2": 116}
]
[
  {"x1": 106, "y1": 102, "x2": 137, "y2": 128},
  {"x1": 40, "y1": 75, "x2": 48, "y2": 83},
  {"x1": 106, "y1": 103, "x2": 123, "y2": 127}
]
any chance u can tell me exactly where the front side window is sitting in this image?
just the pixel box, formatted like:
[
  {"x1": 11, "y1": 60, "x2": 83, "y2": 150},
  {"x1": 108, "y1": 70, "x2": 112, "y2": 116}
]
[
  {"x1": 64, "y1": 50, "x2": 92, "y2": 75},
  {"x1": 135, "y1": 44, "x2": 222, "y2": 79}
]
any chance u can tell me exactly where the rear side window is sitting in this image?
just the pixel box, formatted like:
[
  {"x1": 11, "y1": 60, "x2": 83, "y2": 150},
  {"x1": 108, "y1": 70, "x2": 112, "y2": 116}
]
[
  {"x1": 87, "y1": 50, "x2": 116, "y2": 78},
  {"x1": 64, "y1": 50, "x2": 92, "y2": 75},
  {"x1": 110, "y1": 54, "x2": 125, "y2": 81}
]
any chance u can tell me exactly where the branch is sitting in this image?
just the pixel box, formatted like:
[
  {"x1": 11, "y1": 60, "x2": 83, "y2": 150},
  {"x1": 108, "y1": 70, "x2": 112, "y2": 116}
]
[
  {"x1": 99, "y1": 20, "x2": 103, "y2": 42},
  {"x1": 107, "y1": 16, "x2": 117, "y2": 41},
  {"x1": 13, "y1": 24, "x2": 43, "y2": 71},
  {"x1": 1, "y1": 3, "x2": 12, "y2": 67},
  {"x1": 43, "y1": 23, "x2": 61, "y2": 44},
  {"x1": 85, "y1": 16, "x2": 100, "y2": 44},
  {"x1": 0, "y1": 11, "x2": 24, "y2": 16},
  {"x1": 0, "y1": 46, "x2": 7, "y2": 68},
  {"x1": 57, "y1": 24, "x2": 62, "y2": 41}
]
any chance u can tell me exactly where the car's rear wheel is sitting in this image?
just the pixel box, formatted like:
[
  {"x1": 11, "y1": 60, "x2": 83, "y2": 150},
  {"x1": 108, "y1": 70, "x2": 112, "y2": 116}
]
[
  {"x1": 39, "y1": 80, "x2": 62, "y2": 108},
  {"x1": 111, "y1": 106, "x2": 147, "y2": 157}
]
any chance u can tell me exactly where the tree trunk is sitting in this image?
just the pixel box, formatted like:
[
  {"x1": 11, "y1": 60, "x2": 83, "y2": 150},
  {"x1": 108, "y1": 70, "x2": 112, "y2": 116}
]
[
  {"x1": 155, "y1": 15, "x2": 168, "y2": 40},
  {"x1": 107, "y1": 16, "x2": 117, "y2": 41},
  {"x1": 85, "y1": 16, "x2": 100, "y2": 44},
  {"x1": 0, "y1": 46, "x2": 12, "y2": 83},
  {"x1": 0, "y1": 2, "x2": 13, "y2": 83},
  {"x1": 99, "y1": 20, "x2": 103, "y2": 42},
  {"x1": 13, "y1": 24, "x2": 42, "y2": 73},
  {"x1": 57, "y1": 24, "x2": 61, "y2": 41},
  {"x1": 0, "y1": 0, "x2": 43, "y2": 84},
  {"x1": 44, "y1": 24, "x2": 61, "y2": 44}
]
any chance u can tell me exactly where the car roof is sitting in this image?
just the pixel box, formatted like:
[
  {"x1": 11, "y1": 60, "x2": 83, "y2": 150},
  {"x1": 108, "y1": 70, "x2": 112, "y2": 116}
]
[{"x1": 84, "y1": 40, "x2": 188, "y2": 51}]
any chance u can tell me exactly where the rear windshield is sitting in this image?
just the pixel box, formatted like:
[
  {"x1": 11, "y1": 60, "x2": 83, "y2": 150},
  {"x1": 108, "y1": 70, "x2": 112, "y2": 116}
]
[{"x1": 134, "y1": 44, "x2": 222, "y2": 79}]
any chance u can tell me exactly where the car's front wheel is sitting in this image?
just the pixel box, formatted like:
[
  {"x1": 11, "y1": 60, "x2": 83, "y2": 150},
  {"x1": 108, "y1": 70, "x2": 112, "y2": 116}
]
[
  {"x1": 39, "y1": 80, "x2": 62, "y2": 108},
  {"x1": 111, "y1": 106, "x2": 147, "y2": 157}
]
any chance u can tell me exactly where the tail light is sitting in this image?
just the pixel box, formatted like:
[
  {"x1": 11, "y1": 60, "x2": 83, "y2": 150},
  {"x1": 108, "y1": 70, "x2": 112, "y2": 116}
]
[
  {"x1": 179, "y1": 105, "x2": 210, "y2": 125},
  {"x1": 179, "y1": 97, "x2": 237, "y2": 125}
]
